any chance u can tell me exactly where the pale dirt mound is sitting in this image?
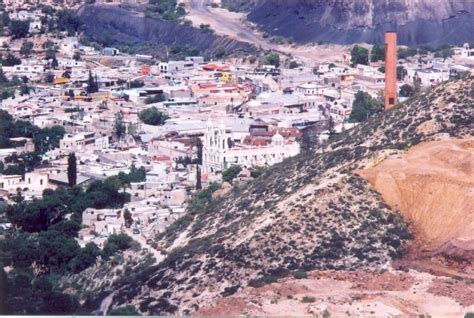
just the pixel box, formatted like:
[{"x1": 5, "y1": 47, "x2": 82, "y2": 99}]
[{"x1": 358, "y1": 138, "x2": 474, "y2": 255}]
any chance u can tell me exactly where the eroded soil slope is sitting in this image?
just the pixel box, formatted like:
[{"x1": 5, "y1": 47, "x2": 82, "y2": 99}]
[
  {"x1": 358, "y1": 139, "x2": 474, "y2": 256},
  {"x1": 198, "y1": 269, "x2": 474, "y2": 316}
]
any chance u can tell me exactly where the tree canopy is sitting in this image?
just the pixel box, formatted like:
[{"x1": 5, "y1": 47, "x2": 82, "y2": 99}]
[
  {"x1": 222, "y1": 165, "x2": 242, "y2": 183},
  {"x1": 265, "y1": 52, "x2": 280, "y2": 67},
  {"x1": 370, "y1": 44, "x2": 385, "y2": 62},
  {"x1": 349, "y1": 91, "x2": 383, "y2": 123},
  {"x1": 399, "y1": 84, "x2": 415, "y2": 98},
  {"x1": 139, "y1": 107, "x2": 169, "y2": 126},
  {"x1": 1, "y1": 167, "x2": 142, "y2": 314},
  {"x1": 9, "y1": 20, "x2": 29, "y2": 39},
  {"x1": 351, "y1": 45, "x2": 369, "y2": 66},
  {"x1": 67, "y1": 152, "x2": 77, "y2": 187}
]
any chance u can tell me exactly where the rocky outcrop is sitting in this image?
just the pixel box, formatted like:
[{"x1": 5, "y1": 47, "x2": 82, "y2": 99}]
[
  {"x1": 227, "y1": 0, "x2": 474, "y2": 45},
  {"x1": 78, "y1": 5, "x2": 255, "y2": 58}
]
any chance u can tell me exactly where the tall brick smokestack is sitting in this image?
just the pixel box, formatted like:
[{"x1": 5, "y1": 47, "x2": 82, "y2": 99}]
[{"x1": 385, "y1": 32, "x2": 397, "y2": 110}]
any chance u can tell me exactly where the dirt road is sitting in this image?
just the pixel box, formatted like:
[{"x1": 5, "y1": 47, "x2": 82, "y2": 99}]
[
  {"x1": 186, "y1": 0, "x2": 271, "y2": 49},
  {"x1": 185, "y1": 0, "x2": 349, "y2": 65}
]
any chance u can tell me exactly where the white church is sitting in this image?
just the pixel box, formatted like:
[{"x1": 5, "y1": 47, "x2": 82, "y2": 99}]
[{"x1": 202, "y1": 119, "x2": 300, "y2": 173}]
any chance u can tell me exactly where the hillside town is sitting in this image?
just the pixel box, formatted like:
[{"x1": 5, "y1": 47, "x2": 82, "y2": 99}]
[
  {"x1": 0, "y1": 0, "x2": 473, "y2": 316},
  {"x1": 0, "y1": 2, "x2": 473, "y2": 251}
]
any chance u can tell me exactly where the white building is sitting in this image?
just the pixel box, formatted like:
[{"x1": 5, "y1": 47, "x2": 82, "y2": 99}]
[
  {"x1": 202, "y1": 120, "x2": 300, "y2": 173},
  {"x1": 453, "y1": 43, "x2": 474, "y2": 58},
  {"x1": 60, "y1": 132, "x2": 109, "y2": 153},
  {"x1": 406, "y1": 68, "x2": 450, "y2": 87}
]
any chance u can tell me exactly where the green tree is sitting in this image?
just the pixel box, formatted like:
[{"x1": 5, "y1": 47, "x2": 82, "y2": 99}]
[
  {"x1": 434, "y1": 47, "x2": 453, "y2": 60},
  {"x1": 9, "y1": 20, "x2": 29, "y2": 39},
  {"x1": 398, "y1": 47, "x2": 418, "y2": 59},
  {"x1": 196, "y1": 165, "x2": 202, "y2": 190},
  {"x1": 113, "y1": 112, "x2": 126, "y2": 140},
  {"x1": 51, "y1": 57, "x2": 58, "y2": 70},
  {"x1": 67, "y1": 242, "x2": 101, "y2": 273},
  {"x1": 193, "y1": 137, "x2": 203, "y2": 164},
  {"x1": 413, "y1": 72, "x2": 422, "y2": 93},
  {"x1": 0, "y1": 67, "x2": 9, "y2": 84},
  {"x1": 12, "y1": 187, "x2": 24, "y2": 204},
  {"x1": 86, "y1": 70, "x2": 98, "y2": 94},
  {"x1": 300, "y1": 127, "x2": 318, "y2": 153},
  {"x1": 36, "y1": 230, "x2": 81, "y2": 272},
  {"x1": 123, "y1": 209, "x2": 133, "y2": 228},
  {"x1": 139, "y1": 107, "x2": 169, "y2": 126},
  {"x1": 349, "y1": 91, "x2": 383, "y2": 123},
  {"x1": 102, "y1": 233, "x2": 133, "y2": 259},
  {"x1": 351, "y1": 45, "x2": 369, "y2": 66},
  {"x1": 2, "y1": 53, "x2": 21, "y2": 66},
  {"x1": 222, "y1": 165, "x2": 242, "y2": 183},
  {"x1": 397, "y1": 66, "x2": 407, "y2": 81},
  {"x1": 265, "y1": 52, "x2": 280, "y2": 67},
  {"x1": 56, "y1": 9, "x2": 83, "y2": 35},
  {"x1": 67, "y1": 152, "x2": 77, "y2": 187},
  {"x1": 289, "y1": 61, "x2": 299, "y2": 69},
  {"x1": 370, "y1": 44, "x2": 385, "y2": 62},
  {"x1": 144, "y1": 94, "x2": 165, "y2": 104},
  {"x1": 20, "y1": 41, "x2": 34, "y2": 56},
  {"x1": 327, "y1": 115, "x2": 335, "y2": 136},
  {"x1": 399, "y1": 84, "x2": 414, "y2": 98},
  {"x1": 19, "y1": 84, "x2": 30, "y2": 96}
]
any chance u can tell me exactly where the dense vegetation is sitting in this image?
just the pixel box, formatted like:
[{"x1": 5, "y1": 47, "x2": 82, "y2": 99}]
[
  {"x1": 147, "y1": 0, "x2": 186, "y2": 21},
  {"x1": 0, "y1": 110, "x2": 65, "y2": 175},
  {"x1": 0, "y1": 4, "x2": 82, "y2": 38},
  {"x1": 0, "y1": 166, "x2": 146, "y2": 314}
]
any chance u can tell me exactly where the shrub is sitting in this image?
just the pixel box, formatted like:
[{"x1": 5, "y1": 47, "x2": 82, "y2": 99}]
[
  {"x1": 292, "y1": 270, "x2": 307, "y2": 279},
  {"x1": 139, "y1": 107, "x2": 169, "y2": 126},
  {"x1": 301, "y1": 296, "x2": 316, "y2": 303}
]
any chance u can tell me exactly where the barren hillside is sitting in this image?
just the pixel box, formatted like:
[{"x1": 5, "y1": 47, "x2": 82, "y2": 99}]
[
  {"x1": 359, "y1": 138, "x2": 474, "y2": 256},
  {"x1": 68, "y1": 72, "x2": 473, "y2": 315}
]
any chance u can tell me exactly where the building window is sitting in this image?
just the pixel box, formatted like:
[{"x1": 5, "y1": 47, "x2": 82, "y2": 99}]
[{"x1": 389, "y1": 98, "x2": 395, "y2": 105}]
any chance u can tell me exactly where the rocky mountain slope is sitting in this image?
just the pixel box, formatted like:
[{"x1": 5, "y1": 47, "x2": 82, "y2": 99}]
[
  {"x1": 68, "y1": 72, "x2": 473, "y2": 315},
  {"x1": 224, "y1": 0, "x2": 474, "y2": 45},
  {"x1": 78, "y1": 5, "x2": 255, "y2": 58}
]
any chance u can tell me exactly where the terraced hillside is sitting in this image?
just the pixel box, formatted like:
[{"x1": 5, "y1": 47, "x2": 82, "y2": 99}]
[{"x1": 69, "y1": 72, "x2": 473, "y2": 315}]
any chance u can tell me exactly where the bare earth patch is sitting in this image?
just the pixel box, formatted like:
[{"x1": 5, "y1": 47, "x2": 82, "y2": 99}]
[
  {"x1": 358, "y1": 138, "x2": 474, "y2": 256},
  {"x1": 198, "y1": 269, "x2": 474, "y2": 316},
  {"x1": 428, "y1": 277, "x2": 474, "y2": 307}
]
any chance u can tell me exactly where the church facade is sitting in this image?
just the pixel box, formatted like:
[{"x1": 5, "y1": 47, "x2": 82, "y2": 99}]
[{"x1": 202, "y1": 120, "x2": 300, "y2": 173}]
